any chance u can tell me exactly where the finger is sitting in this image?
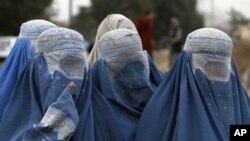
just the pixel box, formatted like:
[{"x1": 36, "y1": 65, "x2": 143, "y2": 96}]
[{"x1": 67, "y1": 82, "x2": 75, "y2": 90}]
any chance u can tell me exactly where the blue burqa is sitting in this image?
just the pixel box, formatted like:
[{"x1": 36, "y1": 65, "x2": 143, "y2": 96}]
[
  {"x1": 91, "y1": 59, "x2": 164, "y2": 141},
  {"x1": 0, "y1": 27, "x2": 88, "y2": 141},
  {"x1": 86, "y1": 29, "x2": 165, "y2": 141},
  {"x1": 135, "y1": 28, "x2": 250, "y2": 141},
  {"x1": 0, "y1": 20, "x2": 57, "y2": 121},
  {"x1": 71, "y1": 70, "x2": 95, "y2": 141},
  {"x1": 0, "y1": 39, "x2": 33, "y2": 120}
]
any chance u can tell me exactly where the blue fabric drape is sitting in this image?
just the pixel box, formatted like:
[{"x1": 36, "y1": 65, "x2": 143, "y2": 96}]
[
  {"x1": 89, "y1": 56, "x2": 165, "y2": 141},
  {"x1": 71, "y1": 70, "x2": 95, "y2": 141},
  {"x1": 0, "y1": 54, "x2": 83, "y2": 140},
  {"x1": 23, "y1": 87, "x2": 79, "y2": 140},
  {"x1": 0, "y1": 39, "x2": 33, "y2": 121},
  {"x1": 135, "y1": 52, "x2": 250, "y2": 141}
]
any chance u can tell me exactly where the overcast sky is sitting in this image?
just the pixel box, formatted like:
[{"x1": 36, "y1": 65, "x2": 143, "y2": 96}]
[
  {"x1": 197, "y1": 0, "x2": 250, "y2": 25},
  {"x1": 51, "y1": 0, "x2": 91, "y2": 22},
  {"x1": 52, "y1": 0, "x2": 250, "y2": 25}
]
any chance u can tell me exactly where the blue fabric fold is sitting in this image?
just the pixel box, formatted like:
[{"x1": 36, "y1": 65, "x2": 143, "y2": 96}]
[
  {"x1": 89, "y1": 57, "x2": 165, "y2": 141},
  {"x1": 0, "y1": 54, "x2": 83, "y2": 141},
  {"x1": 23, "y1": 87, "x2": 79, "y2": 140},
  {"x1": 135, "y1": 52, "x2": 250, "y2": 141},
  {"x1": 71, "y1": 70, "x2": 95, "y2": 141},
  {"x1": 0, "y1": 39, "x2": 33, "y2": 121}
]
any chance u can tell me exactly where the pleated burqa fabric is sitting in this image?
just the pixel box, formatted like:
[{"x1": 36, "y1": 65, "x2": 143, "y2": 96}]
[
  {"x1": 84, "y1": 29, "x2": 165, "y2": 141},
  {"x1": 0, "y1": 20, "x2": 57, "y2": 121},
  {"x1": 135, "y1": 28, "x2": 250, "y2": 141},
  {"x1": 88, "y1": 14, "x2": 138, "y2": 65},
  {"x1": 0, "y1": 27, "x2": 88, "y2": 140}
]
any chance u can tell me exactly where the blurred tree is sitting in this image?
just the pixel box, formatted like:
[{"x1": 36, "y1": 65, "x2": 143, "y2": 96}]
[
  {"x1": 154, "y1": 0, "x2": 204, "y2": 41},
  {"x1": 0, "y1": 0, "x2": 53, "y2": 35},
  {"x1": 70, "y1": 0, "x2": 153, "y2": 42},
  {"x1": 90, "y1": 0, "x2": 152, "y2": 23},
  {"x1": 71, "y1": 0, "x2": 204, "y2": 43},
  {"x1": 70, "y1": 7, "x2": 97, "y2": 42},
  {"x1": 229, "y1": 8, "x2": 249, "y2": 37}
]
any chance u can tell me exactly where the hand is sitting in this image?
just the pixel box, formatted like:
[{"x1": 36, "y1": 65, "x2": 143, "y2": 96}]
[{"x1": 67, "y1": 82, "x2": 76, "y2": 91}]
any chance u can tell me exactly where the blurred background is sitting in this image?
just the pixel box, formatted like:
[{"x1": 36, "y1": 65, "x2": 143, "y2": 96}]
[{"x1": 0, "y1": 0, "x2": 250, "y2": 87}]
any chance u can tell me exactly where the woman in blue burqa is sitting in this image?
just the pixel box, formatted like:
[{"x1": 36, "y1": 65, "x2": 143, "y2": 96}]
[
  {"x1": 83, "y1": 29, "x2": 165, "y2": 141},
  {"x1": 0, "y1": 27, "x2": 91, "y2": 141},
  {"x1": 0, "y1": 20, "x2": 57, "y2": 121},
  {"x1": 135, "y1": 28, "x2": 250, "y2": 141}
]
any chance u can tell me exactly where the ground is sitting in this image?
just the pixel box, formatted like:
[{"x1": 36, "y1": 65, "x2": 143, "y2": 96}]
[{"x1": 233, "y1": 42, "x2": 250, "y2": 84}]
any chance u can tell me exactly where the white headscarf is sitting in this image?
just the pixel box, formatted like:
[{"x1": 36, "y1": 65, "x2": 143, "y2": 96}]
[{"x1": 88, "y1": 14, "x2": 138, "y2": 65}]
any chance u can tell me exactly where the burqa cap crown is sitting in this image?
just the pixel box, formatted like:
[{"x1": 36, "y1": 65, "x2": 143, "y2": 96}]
[
  {"x1": 19, "y1": 19, "x2": 57, "y2": 41},
  {"x1": 37, "y1": 27, "x2": 85, "y2": 53},
  {"x1": 184, "y1": 28, "x2": 233, "y2": 57},
  {"x1": 98, "y1": 29, "x2": 142, "y2": 58}
]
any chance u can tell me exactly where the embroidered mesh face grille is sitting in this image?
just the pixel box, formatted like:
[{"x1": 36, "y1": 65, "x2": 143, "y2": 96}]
[
  {"x1": 106, "y1": 52, "x2": 149, "y2": 78},
  {"x1": 43, "y1": 50, "x2": 87, "y2": 79},
  {"x1": 184, "y1": 28, "x2": 233, "y2": 82},
  {"x1": 59, "y1": 55, "x2": 87, "y2": 78},
  {"x1": 119, "y1": 62, "x2": 145, "y2": 86},
  {"x1": 192, "y1": 53, "x2": 231, "y2": 82}
]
